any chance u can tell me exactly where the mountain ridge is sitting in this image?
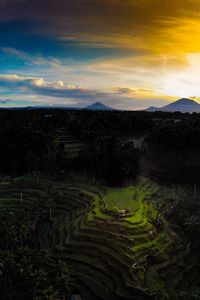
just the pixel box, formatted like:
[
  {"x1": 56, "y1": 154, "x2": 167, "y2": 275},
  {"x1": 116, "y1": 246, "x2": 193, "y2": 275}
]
[
  {"x1": 85, "y1": 102, "x2": 114, "y2": 111},
  {"x1": 146, "y1": 98, "x2": 200, "y2": 113}
]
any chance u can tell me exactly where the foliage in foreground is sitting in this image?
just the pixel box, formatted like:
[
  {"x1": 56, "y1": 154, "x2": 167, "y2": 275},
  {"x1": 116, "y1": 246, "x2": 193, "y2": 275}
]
[{"x1": 0, "y1": 210, "x2": 73, "y2": 300}]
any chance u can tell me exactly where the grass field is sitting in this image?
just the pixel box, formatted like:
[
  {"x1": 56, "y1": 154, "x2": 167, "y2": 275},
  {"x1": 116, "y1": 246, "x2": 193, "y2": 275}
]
[{"x1": 104, "y1": 187, "x2": 135, "y2": 210}]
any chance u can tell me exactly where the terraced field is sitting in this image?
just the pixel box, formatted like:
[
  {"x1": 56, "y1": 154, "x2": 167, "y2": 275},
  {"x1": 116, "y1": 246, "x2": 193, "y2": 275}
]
[
  {"x1": 56, "y1": 128, "x2": 85, "y2": 159},
  {"x1": 104, "y1": 187, "x2": 135, "y2": 210},
  {"x1": 0, "y1": 177, "x2": 197, "y2": 300}
]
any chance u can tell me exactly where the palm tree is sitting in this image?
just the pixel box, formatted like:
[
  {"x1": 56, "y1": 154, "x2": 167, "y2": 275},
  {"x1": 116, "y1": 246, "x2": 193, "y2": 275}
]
[
  {"x1": 56, "y1": 259, "x2": 73, "y2": 295},
  {"x1": 36, "y1": 285, "x2": 60, "y2": 300},
  {"x1": 45, "y1": 197, "x2": 55, "y2": 221}
]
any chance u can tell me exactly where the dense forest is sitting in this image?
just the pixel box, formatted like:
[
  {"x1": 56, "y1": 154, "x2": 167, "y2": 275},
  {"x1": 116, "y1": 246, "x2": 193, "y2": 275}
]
[
  {"x1": 1, "y1": 109, "x2": 200, "y2": 299},
  {"x1": 1, "y1": 109, "x2": 200, "y2": 184}
]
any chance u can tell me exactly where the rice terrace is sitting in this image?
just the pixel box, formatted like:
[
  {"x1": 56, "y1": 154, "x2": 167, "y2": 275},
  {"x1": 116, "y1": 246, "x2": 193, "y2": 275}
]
[
  {"x1": 0, "y1": 175, "x2": 197, "y2": 300},
  {"x1": 2, "y1": 0, "x2": 200, "y2": 298}
]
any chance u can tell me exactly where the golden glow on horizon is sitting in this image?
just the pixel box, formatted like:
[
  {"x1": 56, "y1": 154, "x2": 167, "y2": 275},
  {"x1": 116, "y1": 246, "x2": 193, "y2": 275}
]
[
  {"x1": 80, "y1": 2, "x2": 200, "y2": 102},
  {"x1": 162, "y1": 54, "x2": 200, "y2": 98},
  {"x1": 34, "y1": 0, "x2": 200, "y2": 105},
  {"x1": 3, "y1": 0, "x2": 200, "y2": 108}
]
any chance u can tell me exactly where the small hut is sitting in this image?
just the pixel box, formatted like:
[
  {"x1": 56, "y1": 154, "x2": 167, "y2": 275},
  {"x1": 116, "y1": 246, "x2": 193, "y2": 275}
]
[{"x1": 118, "y1": 209, "x2": 126, "y2": 218}]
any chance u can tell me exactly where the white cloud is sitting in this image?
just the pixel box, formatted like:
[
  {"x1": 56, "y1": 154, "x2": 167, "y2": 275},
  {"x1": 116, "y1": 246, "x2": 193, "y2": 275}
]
[
  {"x1": 0, "y1": 47, "x2": 62, "y2": 67},
  {"x1": 0, "y1": 73, "x2": 134, "y2": 108},
  {"x1": 0, "y1": 74, "x2": 114, "y2": 103}
]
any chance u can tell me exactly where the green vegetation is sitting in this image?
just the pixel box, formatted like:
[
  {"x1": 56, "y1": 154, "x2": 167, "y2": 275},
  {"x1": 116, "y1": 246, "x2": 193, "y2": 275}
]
[
  {"x1": 56, "y1": 128, "x2": 85, "y2": 159},
  {"x1": 0, "y1": 105, "x2": 200, "y2": 299},
  {"x1": 0, "y1": 176, "x2": 199, "y2": 299},
  {"x1": 0, "y1": 182, "x2": 73, "y2": 300},
  {"x1": 104, "y1": 186, "x2": 135, "y2": 210}
]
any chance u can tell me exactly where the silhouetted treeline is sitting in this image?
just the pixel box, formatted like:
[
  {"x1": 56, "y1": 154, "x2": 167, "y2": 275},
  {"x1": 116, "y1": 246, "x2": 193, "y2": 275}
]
[
  {"x1": 1, "y1": 108, "x2": 200, "y2": 184},
  {"x1": 145, "y1": 117, "x2": 200, "y2": 183}
]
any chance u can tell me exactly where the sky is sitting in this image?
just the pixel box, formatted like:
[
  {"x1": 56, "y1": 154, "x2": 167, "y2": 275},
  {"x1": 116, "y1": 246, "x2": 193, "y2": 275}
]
[{"x1": 1, "y1": 0, "x2": 200, "y2": 109}]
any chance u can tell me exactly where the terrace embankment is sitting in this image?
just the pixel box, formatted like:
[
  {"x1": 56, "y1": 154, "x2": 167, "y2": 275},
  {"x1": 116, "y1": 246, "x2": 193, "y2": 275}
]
[{"x1": 0, "y1": 177, "x2": 197, "y2": 300}]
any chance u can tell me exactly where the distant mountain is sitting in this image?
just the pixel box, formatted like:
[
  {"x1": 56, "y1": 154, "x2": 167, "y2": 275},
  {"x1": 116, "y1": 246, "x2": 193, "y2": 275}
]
[
  {"x1": 146, "y1": 98, "x2": 200, "y2": 113},
  {"x1": 0, "y1": 106, "x2": 81, "y2": 111},
  {"x1": 0, "y1": 102, "x2": 115, "y2": 111},
  {"x1": 146, "y1": 106, "x2": 159, "y2": 112},
  {"x1": 86, "y1": 102, "x2": 114, "y2": 111}
]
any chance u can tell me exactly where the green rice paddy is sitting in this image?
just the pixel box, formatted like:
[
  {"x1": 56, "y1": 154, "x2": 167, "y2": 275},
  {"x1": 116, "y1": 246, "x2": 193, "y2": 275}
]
[{"x1": 0, "y1": 177, "x2": 194, "y2": 300}]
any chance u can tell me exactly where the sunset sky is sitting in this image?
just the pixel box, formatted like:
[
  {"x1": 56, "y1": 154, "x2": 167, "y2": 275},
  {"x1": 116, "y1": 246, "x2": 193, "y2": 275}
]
[{"x1": 1, "y1": 0, "x2": 200, "y2": 109}]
